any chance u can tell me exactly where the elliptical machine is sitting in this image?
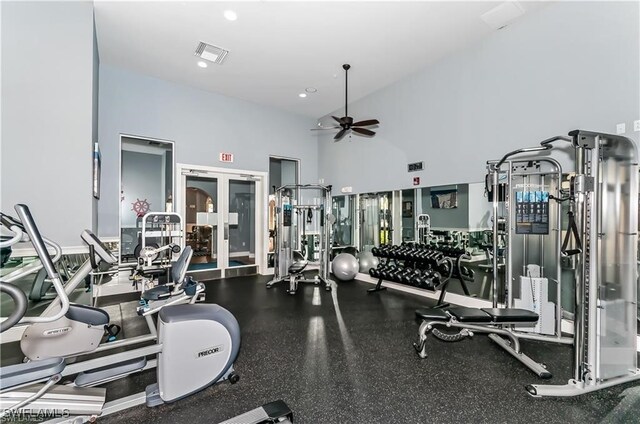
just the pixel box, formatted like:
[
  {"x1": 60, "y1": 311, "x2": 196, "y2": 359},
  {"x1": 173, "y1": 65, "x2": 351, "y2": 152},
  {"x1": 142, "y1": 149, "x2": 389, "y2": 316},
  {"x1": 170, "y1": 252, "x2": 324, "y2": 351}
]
[{"x1": 0, "y1": 204, "x2": 241, "y2": 421}]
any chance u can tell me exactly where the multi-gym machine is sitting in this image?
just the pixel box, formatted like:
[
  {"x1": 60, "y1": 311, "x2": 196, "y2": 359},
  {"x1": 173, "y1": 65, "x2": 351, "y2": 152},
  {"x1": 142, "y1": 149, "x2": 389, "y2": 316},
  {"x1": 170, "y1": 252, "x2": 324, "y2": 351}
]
[
  {"x1": 485, "y1": 153, "x2": 571, "y2": 343},
  {"x1": 413, "y1": 129, "x2": 640, "y2": 388},
  {"x1": 523, "y1": 130, "x2": 640, "y2": 396},
  {"x1": 267, "y1": 184, "x2": 333, "y2": 294}
]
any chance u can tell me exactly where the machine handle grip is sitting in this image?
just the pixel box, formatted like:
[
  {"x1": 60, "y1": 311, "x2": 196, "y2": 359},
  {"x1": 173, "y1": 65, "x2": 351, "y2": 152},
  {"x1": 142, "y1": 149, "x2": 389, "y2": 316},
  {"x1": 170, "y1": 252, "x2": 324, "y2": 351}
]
[
  {"x1": 0, "y1": 282, "x2": 28, "y2": 333},
  {"x1": 0, "y1": 212, "x2": 24, "y2": 230},
  {"x1": 14, "y1": 204, "x2": 70, "y2": 324},
  {"x1": 14, "y1": 205, "x2": 58, "y2": 279},
  {"x1": 561, "y1": 248, "x2": 582, "y2": 257}
]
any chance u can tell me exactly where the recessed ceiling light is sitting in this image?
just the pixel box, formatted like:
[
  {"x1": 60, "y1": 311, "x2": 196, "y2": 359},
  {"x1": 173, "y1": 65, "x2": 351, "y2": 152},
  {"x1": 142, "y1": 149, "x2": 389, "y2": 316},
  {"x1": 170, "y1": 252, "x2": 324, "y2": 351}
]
[
  {"x1": 299, "y1": 93, "x2": 307, "y2": 98},
  {"x1": 197, "y1": 61, "x2": 208, "y2": 68},
  {"x1": 224, "y1": 10, "x2": 238, "y2": 21},
  {"x1": 305, "y1": 87, "x2": 317, "y2": 93}
]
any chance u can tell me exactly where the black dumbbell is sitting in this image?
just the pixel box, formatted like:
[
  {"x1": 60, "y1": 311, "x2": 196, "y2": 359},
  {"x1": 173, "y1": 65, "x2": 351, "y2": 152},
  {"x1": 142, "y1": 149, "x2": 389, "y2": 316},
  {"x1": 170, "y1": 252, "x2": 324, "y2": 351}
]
[{"x1": 394, "y1": 268, "x2": 415, "y2": 283}]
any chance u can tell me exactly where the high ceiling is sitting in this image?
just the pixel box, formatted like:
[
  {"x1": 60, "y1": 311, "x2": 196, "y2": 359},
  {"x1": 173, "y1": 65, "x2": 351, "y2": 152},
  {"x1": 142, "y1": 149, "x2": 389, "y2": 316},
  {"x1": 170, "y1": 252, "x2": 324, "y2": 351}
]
[{"x1": 94, "y1": 1, "x2": 546, "y2": 118}]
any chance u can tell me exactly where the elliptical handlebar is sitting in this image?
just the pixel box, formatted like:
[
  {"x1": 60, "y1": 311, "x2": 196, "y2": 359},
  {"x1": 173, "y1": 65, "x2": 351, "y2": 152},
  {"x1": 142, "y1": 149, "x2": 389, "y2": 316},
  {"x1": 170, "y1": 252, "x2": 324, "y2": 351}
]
[
  {"x1": 0, "y1": 222, "x2": 24, "y2": 248},
  {"x1": 12, "y1": 205, "x2": 70, "y2": 324},
  {"x1": 0, "y1": 215, "x2": 63, "y2": 284},
  {"x1": 0, "y1": 282, "x2": 28, "y2": 333}
]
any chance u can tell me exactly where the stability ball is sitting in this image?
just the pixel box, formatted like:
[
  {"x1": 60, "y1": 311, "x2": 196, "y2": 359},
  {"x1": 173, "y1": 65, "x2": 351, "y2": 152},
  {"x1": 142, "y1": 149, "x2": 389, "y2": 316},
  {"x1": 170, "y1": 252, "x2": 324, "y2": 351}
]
[
  {"x1": 357, "y1": 252, "x2": 379, "y2": 274},
  {"x1": 332, "y1": 253, "x2": 359, "y2": 281}
]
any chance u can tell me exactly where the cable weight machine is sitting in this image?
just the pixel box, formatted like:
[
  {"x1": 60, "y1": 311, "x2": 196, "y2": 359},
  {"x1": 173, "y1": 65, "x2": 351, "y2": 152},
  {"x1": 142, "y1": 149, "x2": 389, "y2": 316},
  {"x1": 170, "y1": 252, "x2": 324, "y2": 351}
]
[{"x1": 267, "y1": 185, "x2": 333, "y2": 294}]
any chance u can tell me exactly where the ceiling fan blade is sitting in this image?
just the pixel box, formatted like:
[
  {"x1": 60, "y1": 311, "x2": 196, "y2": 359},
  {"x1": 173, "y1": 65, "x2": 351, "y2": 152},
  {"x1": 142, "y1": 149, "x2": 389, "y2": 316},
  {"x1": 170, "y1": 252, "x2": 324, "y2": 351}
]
[
  {"x1": 352, "y1": 127, "x2": 375, "y2": 137},
  {"x1": 310, "y1": 127, "x2": 340, "y2": 131},
  {"x1": 332, "y1": 116, "x2": 345, "y2": 125},
  {"x1": 352, "y1": 119, "x2": 379, "y2": 127},
  {"x1": 334, "y1": 128, "x2": 348, "y2": 141}
]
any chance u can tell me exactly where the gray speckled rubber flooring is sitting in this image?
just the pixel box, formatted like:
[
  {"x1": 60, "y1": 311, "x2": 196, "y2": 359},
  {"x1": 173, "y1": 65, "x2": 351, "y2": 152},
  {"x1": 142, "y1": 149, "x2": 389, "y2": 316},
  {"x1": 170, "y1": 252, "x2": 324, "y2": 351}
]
[{"x1": 101, "y1": 275, "x2": 640, "y2": 424}]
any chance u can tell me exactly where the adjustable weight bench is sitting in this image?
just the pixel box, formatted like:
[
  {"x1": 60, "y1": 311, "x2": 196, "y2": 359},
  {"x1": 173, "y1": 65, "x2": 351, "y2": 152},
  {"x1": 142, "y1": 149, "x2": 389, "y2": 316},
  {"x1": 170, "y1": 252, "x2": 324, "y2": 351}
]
[{"x1": 413, "y1": 306, "x2": 551, "y2": 379}]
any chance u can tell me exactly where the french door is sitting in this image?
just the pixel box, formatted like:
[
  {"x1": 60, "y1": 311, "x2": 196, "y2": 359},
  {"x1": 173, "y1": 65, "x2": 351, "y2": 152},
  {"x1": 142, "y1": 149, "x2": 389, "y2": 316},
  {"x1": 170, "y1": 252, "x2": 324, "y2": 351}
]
[{"x1": 177, "y1": 165, "x2": 266, "y2": 279}]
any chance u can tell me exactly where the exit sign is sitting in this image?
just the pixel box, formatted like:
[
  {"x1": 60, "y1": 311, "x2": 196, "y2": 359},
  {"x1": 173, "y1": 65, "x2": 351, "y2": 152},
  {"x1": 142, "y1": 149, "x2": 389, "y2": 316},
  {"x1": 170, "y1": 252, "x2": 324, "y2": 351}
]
[
  {"x1": 408, "y1": 161, "x2": 424, "y2": 172},
  {"x1": 219, "y1": 152, "x2": 234, "y2": 163}
]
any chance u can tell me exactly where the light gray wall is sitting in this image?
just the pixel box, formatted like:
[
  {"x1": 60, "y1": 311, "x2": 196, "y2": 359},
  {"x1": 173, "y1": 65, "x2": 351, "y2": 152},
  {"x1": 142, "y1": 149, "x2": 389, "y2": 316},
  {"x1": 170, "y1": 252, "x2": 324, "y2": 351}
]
[
  {"x1": 1, "y1": 1, "x2": 96, "y2": 247},
  {"x1": 317, "y1": 2, "x2": 640, "y2": 194},
  {"x1": 92, "y1": 15, "x2": 100, "y2": 234},
  {"x1": 98, "y1": 65, "x2": 318, "y2": 237}
]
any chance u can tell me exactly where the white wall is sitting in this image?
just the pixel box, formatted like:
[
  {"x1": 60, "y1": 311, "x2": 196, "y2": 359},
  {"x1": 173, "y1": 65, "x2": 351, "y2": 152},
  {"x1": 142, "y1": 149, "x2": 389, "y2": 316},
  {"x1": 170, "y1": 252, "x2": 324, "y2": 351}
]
[
  {"x1": 98, "y1": 65, "x2": 318, "y2": 237},
  {"x1": 317, "y1": 2, "x2": 640, "y2": 194},
  {"x1": 1, "y1": 1, "x2": 96, "y2": 247}
]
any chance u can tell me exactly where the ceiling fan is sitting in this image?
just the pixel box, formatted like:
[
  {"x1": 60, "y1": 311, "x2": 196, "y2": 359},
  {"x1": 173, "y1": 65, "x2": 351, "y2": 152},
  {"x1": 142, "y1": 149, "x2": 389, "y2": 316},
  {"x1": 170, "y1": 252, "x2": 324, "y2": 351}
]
[{"x1": 312, "y1": 64, "x2": 380, "y2": 141}]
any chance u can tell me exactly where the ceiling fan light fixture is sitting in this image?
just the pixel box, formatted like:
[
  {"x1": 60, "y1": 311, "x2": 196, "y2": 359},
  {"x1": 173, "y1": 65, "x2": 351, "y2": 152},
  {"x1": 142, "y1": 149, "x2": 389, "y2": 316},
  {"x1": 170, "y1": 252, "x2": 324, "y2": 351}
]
[
  {"x1": 305, "y1": 87, "x2": 317, "y2": 93},
  {"x1": 310, "y1": 63, "x2": 379, "y2": 140}
]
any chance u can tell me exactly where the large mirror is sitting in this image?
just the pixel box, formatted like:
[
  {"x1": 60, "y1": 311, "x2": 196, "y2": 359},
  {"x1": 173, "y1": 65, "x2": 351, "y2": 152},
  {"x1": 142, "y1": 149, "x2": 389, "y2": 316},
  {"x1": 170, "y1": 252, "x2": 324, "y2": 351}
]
[
  {"x1": 331, "y1": 195, "x2": 356, "y2": 247},
  {"x1": 358, "y1": 192, "x2": 392, "y2": 252},
  {"x1": 120, "y1": 135, "x2": 174, "y2": 264}
]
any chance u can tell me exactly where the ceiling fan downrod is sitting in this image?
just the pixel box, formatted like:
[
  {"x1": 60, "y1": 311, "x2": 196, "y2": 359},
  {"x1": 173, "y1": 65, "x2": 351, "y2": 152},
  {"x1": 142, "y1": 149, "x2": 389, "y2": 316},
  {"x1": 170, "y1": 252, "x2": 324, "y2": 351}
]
[{"x1": 343, "y1": 63, "x2": 350, "y2": 119}]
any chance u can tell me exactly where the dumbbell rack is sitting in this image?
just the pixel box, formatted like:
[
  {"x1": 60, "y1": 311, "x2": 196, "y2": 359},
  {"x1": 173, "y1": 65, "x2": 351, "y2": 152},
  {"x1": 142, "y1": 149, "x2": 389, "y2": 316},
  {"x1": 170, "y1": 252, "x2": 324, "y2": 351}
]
[{"x1": 367, "y1": 243, "x2": 475, "y2": 307}]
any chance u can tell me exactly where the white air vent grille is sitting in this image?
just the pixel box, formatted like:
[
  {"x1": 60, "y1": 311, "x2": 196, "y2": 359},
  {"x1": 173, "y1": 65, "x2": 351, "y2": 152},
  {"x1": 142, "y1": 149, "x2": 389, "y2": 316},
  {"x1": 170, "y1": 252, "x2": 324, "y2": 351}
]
[{"x1": 195, "y1": 42, "x2": 229, "y2": 65}]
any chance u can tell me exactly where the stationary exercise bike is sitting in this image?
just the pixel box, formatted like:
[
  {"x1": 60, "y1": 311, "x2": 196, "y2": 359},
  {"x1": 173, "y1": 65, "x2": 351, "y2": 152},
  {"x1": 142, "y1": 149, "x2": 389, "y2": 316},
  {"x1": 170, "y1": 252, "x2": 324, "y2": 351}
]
[{"x1": 0, "y1": 204, "x2": 241, "y2": 421}]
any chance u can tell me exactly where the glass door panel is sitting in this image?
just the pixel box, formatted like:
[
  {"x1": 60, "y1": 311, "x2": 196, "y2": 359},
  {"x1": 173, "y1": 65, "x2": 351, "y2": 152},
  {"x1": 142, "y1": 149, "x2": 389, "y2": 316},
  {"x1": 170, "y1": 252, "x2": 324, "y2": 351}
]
[
  {"x1": 226, "y1": 178, "x2": 256, "y2": 268},
  {"x1": 185, "y1": 176, "x2": 219, "y2": 271}
]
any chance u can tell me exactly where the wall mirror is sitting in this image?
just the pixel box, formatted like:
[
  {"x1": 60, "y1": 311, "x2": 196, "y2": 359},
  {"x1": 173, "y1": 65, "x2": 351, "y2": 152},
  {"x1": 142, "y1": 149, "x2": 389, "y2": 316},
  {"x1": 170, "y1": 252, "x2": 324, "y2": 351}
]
[{"x1": 119, "y1": 135, "x2": 174, "y2": 264}]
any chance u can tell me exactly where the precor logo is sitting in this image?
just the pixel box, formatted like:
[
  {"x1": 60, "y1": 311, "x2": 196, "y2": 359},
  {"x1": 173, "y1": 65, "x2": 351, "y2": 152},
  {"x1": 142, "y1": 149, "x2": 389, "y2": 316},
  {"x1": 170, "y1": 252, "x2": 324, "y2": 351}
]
[{"x1": 197, "y1": 345, "x2": 223, "y2": 358}]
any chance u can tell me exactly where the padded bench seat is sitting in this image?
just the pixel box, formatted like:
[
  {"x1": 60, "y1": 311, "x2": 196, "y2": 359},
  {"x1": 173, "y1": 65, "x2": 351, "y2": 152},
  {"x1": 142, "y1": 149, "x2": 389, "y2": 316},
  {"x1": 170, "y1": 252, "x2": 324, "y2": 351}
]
[
  {"x1": 447, "y1": 306, "x2": 494, "y2": 323},
  {"x1": 481, "y1": 308, "x2": 539, "y2": 323},
  {"x1": 415, "y1": 308, "x2": 449, "y2": 321},
  {"x1": 415, "y1": 306, "x2": 539, "y2": 324}
]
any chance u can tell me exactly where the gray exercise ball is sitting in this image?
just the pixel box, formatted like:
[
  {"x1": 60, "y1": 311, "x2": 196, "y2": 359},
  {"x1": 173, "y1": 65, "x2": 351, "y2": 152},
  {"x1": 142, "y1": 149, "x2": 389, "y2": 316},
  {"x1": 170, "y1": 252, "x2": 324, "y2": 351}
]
[
  {"x1": 331, "y1": 253, "x2": 359, "y2": 282},
  {"x1": 357, "y1": 252, "x2": 379, "y2": 274}
]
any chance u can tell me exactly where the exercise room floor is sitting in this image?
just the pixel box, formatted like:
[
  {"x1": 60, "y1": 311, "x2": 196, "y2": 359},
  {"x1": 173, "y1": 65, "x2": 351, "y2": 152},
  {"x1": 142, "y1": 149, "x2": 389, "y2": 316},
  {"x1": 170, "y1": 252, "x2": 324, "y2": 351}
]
[{"x1": 102, "y1": 275, "x2": 639, "y2": 424}]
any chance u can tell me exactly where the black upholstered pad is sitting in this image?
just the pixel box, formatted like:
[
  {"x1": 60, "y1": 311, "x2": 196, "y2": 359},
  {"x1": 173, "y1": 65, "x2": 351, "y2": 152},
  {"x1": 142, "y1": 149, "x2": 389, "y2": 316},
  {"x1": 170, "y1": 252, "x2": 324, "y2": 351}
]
[
  {"x1": 447, "y1": 306, "x2": 492, "y2": 323},
  {"x1": 481, "y1": 308, "x2": 539, "y2": 323},
  {"x1": 415, "y1": 308, "x2": 449, "y2": 321}
]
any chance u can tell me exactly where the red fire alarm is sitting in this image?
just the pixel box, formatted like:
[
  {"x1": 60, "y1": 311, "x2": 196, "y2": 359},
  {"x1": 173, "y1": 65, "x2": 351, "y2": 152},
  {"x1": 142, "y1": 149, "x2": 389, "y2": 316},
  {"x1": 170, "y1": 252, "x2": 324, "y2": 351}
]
[{"x1": 413, "y1": 177, "x2": 420, "y2": 186}]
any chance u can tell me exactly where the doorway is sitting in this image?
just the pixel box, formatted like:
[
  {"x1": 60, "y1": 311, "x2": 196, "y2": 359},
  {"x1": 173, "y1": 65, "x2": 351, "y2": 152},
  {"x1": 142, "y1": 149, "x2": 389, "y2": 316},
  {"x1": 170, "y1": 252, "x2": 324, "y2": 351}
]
[
  {"x1": 268, "y1": 156, "x2": 300, "y2": 268},
  {"x1": 177, "y1": 165, "x2": 267, "y2": 280}
]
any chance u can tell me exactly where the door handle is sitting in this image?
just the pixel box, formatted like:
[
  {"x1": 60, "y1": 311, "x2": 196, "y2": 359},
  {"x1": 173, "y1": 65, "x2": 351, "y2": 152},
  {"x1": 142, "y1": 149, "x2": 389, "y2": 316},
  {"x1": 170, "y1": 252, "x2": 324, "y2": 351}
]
[{"x1": 224, "y1": 223, "x2": 229, "y2": 240}]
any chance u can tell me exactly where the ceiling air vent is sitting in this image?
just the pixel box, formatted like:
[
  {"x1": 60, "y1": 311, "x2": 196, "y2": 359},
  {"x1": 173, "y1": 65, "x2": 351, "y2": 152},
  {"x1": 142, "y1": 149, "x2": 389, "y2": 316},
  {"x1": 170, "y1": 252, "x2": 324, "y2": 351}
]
[
  {"x1": 480, "y1": 2, "x2": 525, "y2": 30},
  {"x1": 195, "y1": 42, "x2": 229, "y2": 65}
]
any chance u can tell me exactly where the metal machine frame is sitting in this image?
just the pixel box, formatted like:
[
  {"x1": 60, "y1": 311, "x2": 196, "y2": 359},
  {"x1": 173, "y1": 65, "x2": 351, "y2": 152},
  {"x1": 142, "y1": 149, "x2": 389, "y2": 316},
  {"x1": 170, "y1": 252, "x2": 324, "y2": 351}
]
[
  {"x1": 415, "y1": 214, "x2": 431, "y2": 244},
  {"x1": 524, "y1": 130, "x2": 640, "y2": 396},
  {"x1": 267, "y1": 184, "x2": 333, "y2": 293},
  {"x1": 486, "y1": 156, "x2": 571, "y2": 346}
]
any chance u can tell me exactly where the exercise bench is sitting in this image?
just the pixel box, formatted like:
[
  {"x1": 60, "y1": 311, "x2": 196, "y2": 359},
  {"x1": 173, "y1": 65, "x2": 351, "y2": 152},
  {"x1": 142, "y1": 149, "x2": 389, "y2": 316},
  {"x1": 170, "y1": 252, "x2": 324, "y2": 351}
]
[{"x1": 413, "y1": 306, "x2": 551, "y2": 378}]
